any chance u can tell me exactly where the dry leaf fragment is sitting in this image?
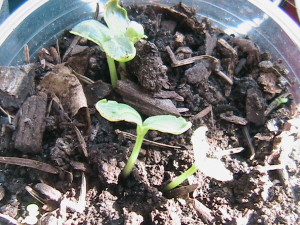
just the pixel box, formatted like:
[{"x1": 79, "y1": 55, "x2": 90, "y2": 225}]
[{"x1": 39, "y1": 65, "x2": 88, "y2": 117}]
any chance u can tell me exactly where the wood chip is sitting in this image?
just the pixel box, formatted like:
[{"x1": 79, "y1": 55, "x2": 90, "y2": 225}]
[
  {"x1": 0, "y1": 64, "x2": 36, "y2": 109},
  {"x1": 13, "y1": 92, "x2": 47, "y2": 153},
  {"x1": 117, "y1": 80, "x2": 181, "y2": 116}
]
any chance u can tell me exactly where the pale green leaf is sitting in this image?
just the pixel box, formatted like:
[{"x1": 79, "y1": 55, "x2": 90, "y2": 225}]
[
  {"x1": 125, "y1": 21, "x2": 146, "y2": 43},
  {"x1": 70, "y1": 19, "x2": 111, "y2": 46},
  {"x1": 191, "y1": 126, "x2": 209, "y2": 163},
  {"x1": 196, "y1": 158, "x2": 233, "y2": 181},
  {"x1": 95, "y1": 99, "x2": 142, "y2": 125},
  {"x1": 104, "y1": 0, "x2": 129, "y2": 36},
  {"x1": 143, "y1": 115, "x2": 191, "y2": 134},
  {"x1": 103, "y1": 36, "x2": 136, "y2": 62}
]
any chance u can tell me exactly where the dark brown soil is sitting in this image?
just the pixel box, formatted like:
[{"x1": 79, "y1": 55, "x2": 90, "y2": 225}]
[{"x1": 0, "y1": 3, "x2": 299, "y2": 225}]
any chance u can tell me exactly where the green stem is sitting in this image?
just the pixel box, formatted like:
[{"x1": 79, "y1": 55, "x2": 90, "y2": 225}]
[
  {"x1": 163, "y1": 164, "x2": 199, "y2": 192},
  {"x1": 121, "y1": 126, "x2": 148, "y2": 178},
  {"x1": 119, "y1": 62, "x2": 126, "y2": 80},
  {"x1": 106, "y1": 55, "x2": 118, "y2": 88}
]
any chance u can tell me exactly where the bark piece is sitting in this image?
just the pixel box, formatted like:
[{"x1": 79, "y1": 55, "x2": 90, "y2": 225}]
[
  {"x1": 257, "y1": 72, "x2": 282, "y2": 95},
  {"x1": 205, "y1": 31, "x2": 217, "y2": 55},
  {"x1": 39, "y1": 65, "x2": 87, "y2": 116},
  {"x1": 117, "y1": 80, "x2": 180, "y2": 116},
  {"x1": 13, "y1": 92, "x2": 47, "y2": 153},
  {"x1": 230, "y1": 37, "x2": 260, "y2": 65},
  {"x1": 246, "y1": 87, "x2": 266, "y2": 125},
  {"x1": 0, "y1": 64, "x2": 35, "y2": 109}
]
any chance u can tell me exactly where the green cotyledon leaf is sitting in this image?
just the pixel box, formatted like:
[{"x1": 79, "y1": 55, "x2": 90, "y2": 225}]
[
  {"x1": 95, "y1": 99, "x2": 142, "y2": 125},
  {"x1": 70, "y1": 19, "x2": 112, "y2": 47},
  {"x1": 143, "y1": 115, "x2": 191, "y2": 135},
  {"x1": 104, "y1": 0, "x2": 129, "y2": 36},
  {"x1": 102, "y1": 36, "x2": 136, "y2": 62}
]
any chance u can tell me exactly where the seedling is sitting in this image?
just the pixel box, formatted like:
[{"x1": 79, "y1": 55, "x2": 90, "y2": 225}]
[
  {"x1": 95, "y1": 99, "x2": 192, "y2": 178},
  {"x1": 70, "y1": 0, "x2": 146, "y2": 87},
  {"x1": 163, "y1": 126, "x2": 233, "y2": 191},
  {"x1": 264, "y1": 93, "x2": 290, "y2": 116}
]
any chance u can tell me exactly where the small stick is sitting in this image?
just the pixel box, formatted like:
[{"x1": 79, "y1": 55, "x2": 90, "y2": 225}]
[
  {"x1": 115, "y1": 129, "x2": 181, "y2": 149},
  {"x1": 242, "y1": 126, "x2": 255, "y2": 160},
  {"x1": 56, "y1": 39, "x2": 62, "y2": 64},
  {"x1": 72, "y1": 69, "x2": 95, "y2": 85},
  {"x1": 166, "y1": 46, "x2": 233, "y2": 85},
  {"x1": 62, "y1": 36, "x2": 81, "y2": 62},
  {"x1": 193, "y1": 199, "x2": 215, "y2": 224},
  {"x1": 192, "y1": 105, "x2": 212, "y2": 120},
  {"x1": 94, "y1": 3, "x2": 99, "y2": 20},
  {"x1": 24, "y1": 44, "x2": 30, "y2": 64},
  {"x1": 220, "y1": 112, "x2": 248, "y2": 125},
  {"x1": 0, "y1": 105, "x2": 14, "y2": 124},
  {"x1": 0, "y1": 157, "x2": 59, "y2": 174},
  {"x1": 0, "y1": 213, "x2": 20, "y2": 225},
  {"x1": 25, "y1": 186, "x2": 48, "y2": 204},
  {"x1": 74, "y1": 126, "x2": 89, "y2": 157}
]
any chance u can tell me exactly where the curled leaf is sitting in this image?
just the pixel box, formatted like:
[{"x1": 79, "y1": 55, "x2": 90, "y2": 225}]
[
  {"x1": 125, "y1": 21, "x2": 146, "y2": 43},
  {"x1": 95, "y1": 99, "x2": 142, "y2": 125},
  {"x1": 104, "y1": 0, "x2": 129, "y2": 36}
]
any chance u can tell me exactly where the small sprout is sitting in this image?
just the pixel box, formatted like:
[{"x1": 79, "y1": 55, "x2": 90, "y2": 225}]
[
  {"x1": 96, "y1": 99, "x2": 192, "y2": 178},
  {"x1": 163, "y1": 126, "x2": 233, "y2": 191},
  {"x1": 264, "y1": 93, "x2": 290, "y2": 116},
  {"x1": 70, "y1": 0, "x2": 146, "y2": 87}
]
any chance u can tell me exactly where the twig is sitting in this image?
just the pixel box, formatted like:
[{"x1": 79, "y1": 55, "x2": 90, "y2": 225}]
[
  {"x1": 0, "y1": 213, "x2": 20, "y2": 225},
  {"x1": 192, "y1": 105, "x2": 212, "y2": 121},
  {"x1": 62, "y1": 36, "x2": 81, "y2": 62},
  {"x1": 0, "y1": 157, "x2": 59, "y2": 174},
  {"x1": 192, "y1": 199, "x2": 215, "y2": 224},
  {"x1": 115, "y1": 129, "x2": 181, "y2": 149},
  {"x1": 71, "y1": 69, "x2": 95, "y2": 85},
  {"x1": 220, "y1": 112, "x2": 248, "y2": 125},
  {"x1": 242, "y1": 126, "x2": 255, "y2": 160},
  {"x1": 24, "y1": 44, "x2": 30, "y2": 64},
  {"x1": 56, "y1": 39, "x2": 62, "y2": 64},
  {"x1": 94, "y1": 3, "x2": 99, "y2": 20},
  {"x1": 73, "y1": 126, "x2": 89, "y2": 157},
  {"x1": 0, "y1": 105, "x2": 14, "y2": 124},
  {"x1": 166, "y1": 46, "x2": 233, "y2": 85}
]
